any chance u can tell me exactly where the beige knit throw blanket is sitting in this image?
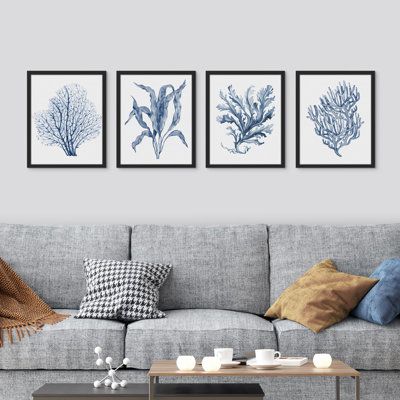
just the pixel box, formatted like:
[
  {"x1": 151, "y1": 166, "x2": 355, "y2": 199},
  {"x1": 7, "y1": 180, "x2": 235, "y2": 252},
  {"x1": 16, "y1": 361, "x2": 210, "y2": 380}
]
[{"x1": 0, "y1": 257, "x2": 69, "y2": 347}]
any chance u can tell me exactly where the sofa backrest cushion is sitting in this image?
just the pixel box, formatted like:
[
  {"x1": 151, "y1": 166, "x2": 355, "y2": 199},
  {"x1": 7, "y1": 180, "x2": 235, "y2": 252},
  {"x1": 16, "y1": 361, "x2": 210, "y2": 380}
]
[
  {"x1": 0, "y1": 224, "x2": 131, "y2": 309},
  {"x1": 130, "y1": 225, "x2": 270, "y2": 314},
  {"x1": 269, "y1": 224, "x2": 400, "y2": 303}
]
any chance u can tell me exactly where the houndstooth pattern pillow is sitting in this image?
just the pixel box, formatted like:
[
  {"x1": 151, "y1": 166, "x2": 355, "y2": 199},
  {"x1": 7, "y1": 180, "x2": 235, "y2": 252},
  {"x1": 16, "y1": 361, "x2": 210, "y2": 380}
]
[{"x1": 75, "y1": 258, "x2": 171, "y2": 321}]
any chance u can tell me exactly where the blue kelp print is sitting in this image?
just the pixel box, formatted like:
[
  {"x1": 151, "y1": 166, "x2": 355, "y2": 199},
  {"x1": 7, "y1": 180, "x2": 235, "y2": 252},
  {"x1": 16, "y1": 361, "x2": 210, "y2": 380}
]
[
  {"x1": 125, "y1": 81, "x2": 187, "y2": 159},
  {"x1": 308, "y1": 81, "x2": 363, "y2": 157}
]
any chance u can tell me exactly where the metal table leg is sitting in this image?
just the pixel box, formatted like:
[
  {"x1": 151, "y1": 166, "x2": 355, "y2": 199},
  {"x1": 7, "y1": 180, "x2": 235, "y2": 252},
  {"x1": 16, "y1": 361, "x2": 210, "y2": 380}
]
[
  {"x1": 355, "y1": 376, "x2": 360, "y2": 400},
  {"x1": 336, "y1": 377, "x2": 340, "y2": 400},
  {"x1": 149, "y1": 376, "x2": 155, "y2": 400}
]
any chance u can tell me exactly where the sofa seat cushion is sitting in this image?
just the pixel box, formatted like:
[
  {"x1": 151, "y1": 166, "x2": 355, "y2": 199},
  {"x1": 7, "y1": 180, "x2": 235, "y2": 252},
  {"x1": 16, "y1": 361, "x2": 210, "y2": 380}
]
[
  {"x1": 0, "y1": 310, "x2": 125, "y2": 370},
  {"x1": 125, "y1": 309, "x2": 277, "y2": 369},
  {"x1": 273, "y1": 317, "x2": 400, "y2": 370}
]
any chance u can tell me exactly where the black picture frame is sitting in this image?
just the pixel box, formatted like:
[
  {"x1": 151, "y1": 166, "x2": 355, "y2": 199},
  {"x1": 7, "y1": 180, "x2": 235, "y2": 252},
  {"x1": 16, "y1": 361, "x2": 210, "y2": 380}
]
[
  {"x1": 27, "y1": 71, "x2": 107, "y2": 168},
  {"x1": 296, "y1": 70, "x2": 375, "y2": 168},
  {"x1": 116, "y1": 71, "x2": 196, "y2": 168},
  {"x1": 206, "y1": 70, "x2": 285, "y2": 168}
]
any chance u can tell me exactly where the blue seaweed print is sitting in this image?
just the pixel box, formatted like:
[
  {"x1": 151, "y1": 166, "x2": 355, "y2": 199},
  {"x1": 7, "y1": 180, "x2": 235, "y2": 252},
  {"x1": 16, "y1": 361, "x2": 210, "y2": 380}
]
[
  {"x1": 217, "y1": 85, "x2": 275, "y2": 154},
  {"x1": 125, "y1": 81, "x2": 188, "y2": 159},
  {"x1": 34, "y1": 84, "x2": 102, "y2": 156},
  {"x1": 307, "y1": 81, "x2": 363, "y2": 157}
]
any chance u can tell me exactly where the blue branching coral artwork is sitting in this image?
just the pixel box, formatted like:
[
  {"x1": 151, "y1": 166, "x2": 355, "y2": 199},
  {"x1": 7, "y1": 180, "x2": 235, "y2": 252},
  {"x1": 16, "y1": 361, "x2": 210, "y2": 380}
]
[
  {"x1": 125, "y1": 81, "x2": 187, "y2": 159},
  {"x1": 308, "y1": 81, "x2": 363, "y2": 157},
  {"x1": 217, "y1": 85, "x2": 275, "y2": 154},
  {"x1": 34, "y1": 84, "x2": 102, "y2": 156}
]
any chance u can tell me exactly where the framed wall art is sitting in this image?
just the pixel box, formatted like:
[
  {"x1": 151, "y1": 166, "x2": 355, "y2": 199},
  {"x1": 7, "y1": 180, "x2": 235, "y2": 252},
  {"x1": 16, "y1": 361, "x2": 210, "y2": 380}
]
[
  {"x1": 117, "y1": 71, "x2": 196, "y2": 168},
  {"x1": 27, "y1": 71, "x2": 106, "y2": 168},
  {"x1": 206, "y1": 71, "x2": 285, "y2": 168},
  {"x1": 296, "y1": 71, "x2": 375, "y2": 168}
]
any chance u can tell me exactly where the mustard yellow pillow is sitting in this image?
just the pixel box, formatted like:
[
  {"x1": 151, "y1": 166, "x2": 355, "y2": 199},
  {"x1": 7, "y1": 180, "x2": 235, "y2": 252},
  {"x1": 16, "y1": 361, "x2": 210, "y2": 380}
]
[{"x1": 265, "y1": 259, "x2": 378, "y2": 333}]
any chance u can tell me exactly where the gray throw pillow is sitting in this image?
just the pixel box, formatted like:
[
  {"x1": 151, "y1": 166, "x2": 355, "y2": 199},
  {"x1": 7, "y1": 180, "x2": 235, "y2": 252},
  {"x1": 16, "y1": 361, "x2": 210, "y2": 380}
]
[{"x1": 75, "y1": 258, "x2": 171, "y2": 321}]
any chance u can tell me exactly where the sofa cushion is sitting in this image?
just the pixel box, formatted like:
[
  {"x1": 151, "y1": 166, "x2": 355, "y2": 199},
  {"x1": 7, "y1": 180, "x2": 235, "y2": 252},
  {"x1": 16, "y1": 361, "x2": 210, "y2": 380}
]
[
  {"x1": 0, "y1": 310, "x2": 126, "y2": 370},
  {"x1": 131, "y1": 225, "x2": 269, "y2": 314},
  {"x1": 266, "y1": 259, "x2": 378, "y2": 332},
  {"x1": 273, "y1": 317, "x2": 400, "y2": 370},
  {"x1": 269, "y1": 224, "x2": 400, "y2": 303},
  {"x1": 352, "y1": 258, "x2": 400, "y2": 325},
  {"x1": 0, "y1": 224, "x2": 131, "y2": 308},
  {"x1": 76, "y1": 258, "x2": 171, "y2": 321},
  {"x1": 125, "y1": 309, "x2": 276, "y2": 369}
]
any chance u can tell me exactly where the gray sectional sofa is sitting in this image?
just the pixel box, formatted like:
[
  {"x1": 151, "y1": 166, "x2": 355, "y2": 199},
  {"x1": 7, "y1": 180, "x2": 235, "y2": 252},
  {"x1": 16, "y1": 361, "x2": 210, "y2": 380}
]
[{"x1": 0, "y1": 223, "x2": 399, "y2": 400}]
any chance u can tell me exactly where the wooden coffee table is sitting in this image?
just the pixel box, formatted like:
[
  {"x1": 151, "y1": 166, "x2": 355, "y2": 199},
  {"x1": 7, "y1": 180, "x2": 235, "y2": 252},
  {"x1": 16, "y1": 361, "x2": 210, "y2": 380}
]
[{"x1": 148, "y1": 360, "x2": 361, "y2": 400}]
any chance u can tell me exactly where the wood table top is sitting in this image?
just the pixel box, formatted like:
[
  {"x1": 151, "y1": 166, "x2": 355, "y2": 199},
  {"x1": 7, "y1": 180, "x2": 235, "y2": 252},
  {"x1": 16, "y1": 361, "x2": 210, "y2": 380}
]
[{"x1": 148, "y1": 360, "x2": 360, "y2": 377}]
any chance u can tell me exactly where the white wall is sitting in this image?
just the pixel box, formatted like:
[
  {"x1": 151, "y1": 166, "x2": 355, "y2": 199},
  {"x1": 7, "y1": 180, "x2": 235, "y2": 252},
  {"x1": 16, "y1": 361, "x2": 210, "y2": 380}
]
[{"x1": 1, "y1": 0, "x2": 399, "y2": 225}]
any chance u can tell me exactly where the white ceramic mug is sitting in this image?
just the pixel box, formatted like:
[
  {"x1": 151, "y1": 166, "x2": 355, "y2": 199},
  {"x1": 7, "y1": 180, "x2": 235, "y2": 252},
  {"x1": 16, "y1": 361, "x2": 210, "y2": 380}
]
[
  {"x1": 214, "y1": 348, "x2": 233, "y2": 363},
  {"x1": 255, "y1": 349, "x2": 281, "y2": 364}
]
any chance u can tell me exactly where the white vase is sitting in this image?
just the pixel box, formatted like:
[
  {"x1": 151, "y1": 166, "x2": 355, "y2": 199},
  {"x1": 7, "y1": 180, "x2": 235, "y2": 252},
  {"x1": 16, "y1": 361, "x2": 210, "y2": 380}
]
[
  {"x1": 201, "y1": 356, "x2": 221, "y2": 372},
  {"x1": 313, "y1": 354, "x2": 332, "y2": 368},
  {"x1": 176, "y1": 355, "x2": 196, "y2": 371}
]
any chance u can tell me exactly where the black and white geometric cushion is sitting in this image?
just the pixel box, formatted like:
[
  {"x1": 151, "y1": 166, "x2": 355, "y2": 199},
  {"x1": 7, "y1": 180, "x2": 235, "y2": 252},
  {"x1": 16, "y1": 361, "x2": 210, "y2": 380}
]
[{"x1": 75, "y1": 258, "x2": 172, "y2": 321}]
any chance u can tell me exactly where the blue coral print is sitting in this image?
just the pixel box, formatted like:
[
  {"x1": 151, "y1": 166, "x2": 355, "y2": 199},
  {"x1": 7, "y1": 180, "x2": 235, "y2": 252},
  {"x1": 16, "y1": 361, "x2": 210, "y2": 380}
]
[
  {"x1": 308, "y1": 81, "x2": 363, "y2": 157},
  {"x1": 217, "y1": 85, "x2": 275, "y2": 154},
  {"x1": 34, "y1": 84, "x2": 102, "y2": 156},
  {"x1": 125, "y1": 81, "x2": 187, "y2": 159}
]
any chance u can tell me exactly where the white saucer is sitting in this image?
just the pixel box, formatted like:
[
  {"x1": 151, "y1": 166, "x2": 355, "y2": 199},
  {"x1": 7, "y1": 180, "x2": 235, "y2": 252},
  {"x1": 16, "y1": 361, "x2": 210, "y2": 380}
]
[
  {"x1": 248, "y1": 361, "x2": 282, "y2": 370},
  {"x1": 220, "y1": 361, "x2": 241, "y2": 368}
]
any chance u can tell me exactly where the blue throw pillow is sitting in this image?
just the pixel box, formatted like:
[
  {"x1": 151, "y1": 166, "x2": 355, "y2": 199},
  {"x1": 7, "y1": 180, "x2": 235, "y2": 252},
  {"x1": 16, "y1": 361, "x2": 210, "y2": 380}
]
[{"x1": 352, "y1": 259, "x2": 400, "y2": 325}]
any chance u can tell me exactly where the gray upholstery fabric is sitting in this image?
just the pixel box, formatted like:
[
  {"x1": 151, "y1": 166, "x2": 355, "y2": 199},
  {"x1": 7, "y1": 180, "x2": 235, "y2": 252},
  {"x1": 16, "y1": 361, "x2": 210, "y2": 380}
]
[
  {"x1": 0, "y1": 310, "x2": 125, "y2": 370},
  {"x1": 0, "y1": 224, "x2": 130, "y2": 308},
  {"x1": 125, "y1": 309, "x2": 276, "y2": 369},
  {"x1": 131, "y1": 225, "x2": 269, "y2": 314},
  {"x1": 2, "y1": 369, "x2": 400, "y2": 400},
  {"x1": 1, "y1": 222, "x2": 400, "y2": 400},
  {"x1": 273, "y1": 317, "x2": 400, "y2": 370},
  {"x1": 269, "y1": 224, "x2": 400, "y2": 302}
]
